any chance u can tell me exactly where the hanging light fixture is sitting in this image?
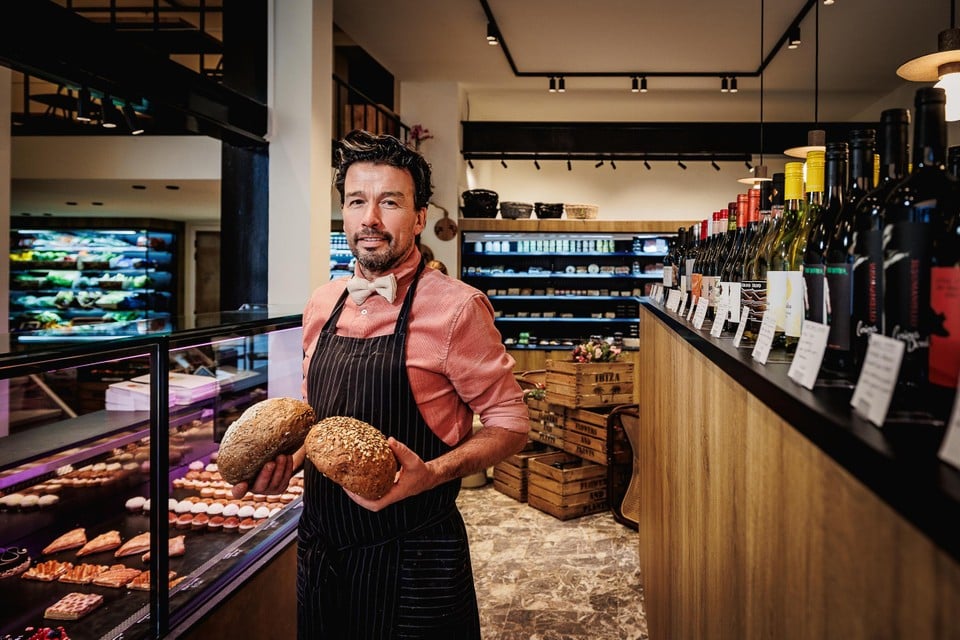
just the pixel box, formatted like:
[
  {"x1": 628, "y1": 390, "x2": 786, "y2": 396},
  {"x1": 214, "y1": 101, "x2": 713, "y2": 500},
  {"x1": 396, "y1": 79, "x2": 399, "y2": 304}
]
[
  {"x1": 640, "y1": 76, "x2": 648, "y2": 92},
  {"x1": 548, "y1": 76, "x2": 557, "y2": 93},
  {"x1": 122, "y1": 103, "x2": 144, "y2": 135},
  {"x1": 486, "y1": 23, "x2": 500, "y2": 45},
  {"x1": 897, "y1": 0, "x2": 960, "y2": 121},
  {"x1": 730, "y1": 77, "x2": 739, "y2": 93},
  {"x1": 76, "y1": 87, "x2": 92, "y2": 122},
  {"x1": 558, "y1": 76, "x2": 566, "y2": 93},
  {"x1": 631, "y1": 76, "x2": 639, "y2": 93},
  {"x1": 101, "y1": 96, "x2": 120, "y2": 129},
  {"x1": 721, "y1": 77, "x2": 729, "y2": 93},
  {"x1": 785, "y1": 3, "x2": 825, "y2": 155},
  {"x1": 788, "y1": 26, "x2": 802, "y2": 49},
  {"x1": 741, "y1": 0, "x2": 772, "y2": 186}
]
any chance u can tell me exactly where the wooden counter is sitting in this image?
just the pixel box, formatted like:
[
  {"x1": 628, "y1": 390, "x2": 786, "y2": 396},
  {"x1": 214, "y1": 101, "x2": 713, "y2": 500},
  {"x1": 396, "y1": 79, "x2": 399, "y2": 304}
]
[{"x1": 637, "y1": 302, "x2": 960, "y2": 639}]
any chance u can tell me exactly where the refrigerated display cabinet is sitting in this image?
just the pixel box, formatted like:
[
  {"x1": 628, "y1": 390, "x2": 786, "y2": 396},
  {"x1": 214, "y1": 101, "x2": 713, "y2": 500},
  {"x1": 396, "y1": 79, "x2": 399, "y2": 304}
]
[{"x1": 0, "y1": 311, "x2": 303, "y2": 639}]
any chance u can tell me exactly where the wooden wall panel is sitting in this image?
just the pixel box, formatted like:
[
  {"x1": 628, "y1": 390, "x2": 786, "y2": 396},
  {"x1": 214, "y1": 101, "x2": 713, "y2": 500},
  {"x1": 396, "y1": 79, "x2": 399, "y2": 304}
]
[{"x1": 638, "y1": 308, "x2": 960, "y2": 639}]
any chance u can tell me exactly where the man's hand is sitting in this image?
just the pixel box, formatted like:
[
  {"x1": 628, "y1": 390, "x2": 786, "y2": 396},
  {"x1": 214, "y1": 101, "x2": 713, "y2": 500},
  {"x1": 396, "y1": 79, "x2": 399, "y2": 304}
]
[
  {"x1": 345, "y1": 438, "x2": 437, "y2": 512},
  {"x1": 230, "y1": 453, "x2": 296, "y2": 499}
]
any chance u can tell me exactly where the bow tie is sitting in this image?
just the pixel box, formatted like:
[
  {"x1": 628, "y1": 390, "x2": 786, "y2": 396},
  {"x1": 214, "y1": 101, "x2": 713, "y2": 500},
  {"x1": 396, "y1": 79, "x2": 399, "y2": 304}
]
[{"x1": 346, "y1": 274, "x2": 398, "y2": 305}]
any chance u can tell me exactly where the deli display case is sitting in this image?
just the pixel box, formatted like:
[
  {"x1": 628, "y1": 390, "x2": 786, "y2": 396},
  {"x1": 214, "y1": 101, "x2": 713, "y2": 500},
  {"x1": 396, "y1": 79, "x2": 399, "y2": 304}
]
[
  {"x1": 8, "y1": 219, "x2": 183, "y2": 335},
  {"x1": 0, "y1": 311, "x2": 303, "y2": 639}
]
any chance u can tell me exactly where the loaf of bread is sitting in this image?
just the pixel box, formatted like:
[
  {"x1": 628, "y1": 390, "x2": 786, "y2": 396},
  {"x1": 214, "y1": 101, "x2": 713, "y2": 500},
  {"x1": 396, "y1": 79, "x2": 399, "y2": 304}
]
[
  {"x1": 305, "y1": 416, "x2": 398, "y2": 500},
  {"x1": 218, "y1": 398, "x2": 316, "y2": 485}
]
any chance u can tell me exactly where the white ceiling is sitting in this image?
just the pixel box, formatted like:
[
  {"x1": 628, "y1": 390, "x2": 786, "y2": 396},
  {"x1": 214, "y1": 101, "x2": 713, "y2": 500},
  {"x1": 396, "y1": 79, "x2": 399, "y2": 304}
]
[{"x1": 8, "y1": 0, "x2": 953, "y2": 221}]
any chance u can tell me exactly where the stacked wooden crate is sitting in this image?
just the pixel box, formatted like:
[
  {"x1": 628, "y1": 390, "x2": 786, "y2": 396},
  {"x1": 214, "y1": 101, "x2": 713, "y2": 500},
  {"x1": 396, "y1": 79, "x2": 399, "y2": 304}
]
[
  {"x1": 525, "y1": 392, "x2": 565, "y2": 449},
  {"x1": 492, "y1": 442, "x2": 556, "y2": 502},
  {"x1": 563, "y1": 407, "x2": 631, "y2": 466},
  {"x1": 527, "y1": 452, "x2": 609, "y2": 520}
]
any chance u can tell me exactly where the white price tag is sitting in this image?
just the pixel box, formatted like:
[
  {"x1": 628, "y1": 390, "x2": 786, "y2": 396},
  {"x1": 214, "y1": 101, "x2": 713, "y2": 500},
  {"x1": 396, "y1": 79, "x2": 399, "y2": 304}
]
[
  {"x1": 679, "y1": 292, "x2": 689, "y2": 316},
  {"x1": 751, "y1": 311, "x2": 778, "y2": 364},
  {"x1": 938, "y1": 381, "x2": 960, "y2": 470},
  {"x1": 732, "y1": 306, "x2": 750, "y2": 348},
  {"x1": 850, "y1": 333, "x2": 906, "y2": 427},
  {"x1": 686, "y1": 295, "x2": 696, "y2": 321},
  {"x1": 692, "y1": 297, "x2": 710, "y2": 330},
  {"x1": 710, "y1": 299, "x2": 730, "y2": 338},
  {"x1": 787, "y1": 320, "x2": 830, "y2": 390},
  {"x1": 666, "y1": 289, "x2": 682, "y2": 313}
]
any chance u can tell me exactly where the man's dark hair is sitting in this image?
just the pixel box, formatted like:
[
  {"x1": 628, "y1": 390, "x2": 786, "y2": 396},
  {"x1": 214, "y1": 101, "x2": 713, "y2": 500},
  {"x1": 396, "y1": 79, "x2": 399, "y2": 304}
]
[{"x1": 334, "y1": 130, "x2": 433, "y2": 210}]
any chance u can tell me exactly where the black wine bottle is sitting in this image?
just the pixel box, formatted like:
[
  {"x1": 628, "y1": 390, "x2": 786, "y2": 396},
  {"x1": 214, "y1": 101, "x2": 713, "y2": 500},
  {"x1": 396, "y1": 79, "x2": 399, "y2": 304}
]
[{"x1": 803, "y1": 142, "x2": 847, "y2": 324}]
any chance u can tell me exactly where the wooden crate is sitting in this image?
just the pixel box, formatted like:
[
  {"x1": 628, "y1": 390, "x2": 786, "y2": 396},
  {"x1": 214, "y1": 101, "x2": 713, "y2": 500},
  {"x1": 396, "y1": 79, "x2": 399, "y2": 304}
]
[
  {"x1": 493, "y1": 447, "x2": 558, "y2": 503},
  {"x1": 494, "y1": 477, "x2": 527, "y2": 502},
  {"x1": 528, "y1": 452, "x2": 607, "y2": 484},
  {"x1": 562, "y1": 430, "x2": 631, "y2": 466},
  {"x1": 545, "y1": 359, "x2": 634, "y2": 408},
  {"x1": 527, "y1": 492, "x2": 608, "y2": 520}
]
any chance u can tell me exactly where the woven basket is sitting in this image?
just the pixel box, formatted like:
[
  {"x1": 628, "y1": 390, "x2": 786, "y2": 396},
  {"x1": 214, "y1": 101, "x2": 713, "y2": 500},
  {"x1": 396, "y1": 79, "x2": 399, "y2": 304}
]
[
  {"x1": 500, "y1": 201, "x2": 534, "y2": 219},
  {"x1": 565, "y1": 203, "x2": 599, "y2": 219}
]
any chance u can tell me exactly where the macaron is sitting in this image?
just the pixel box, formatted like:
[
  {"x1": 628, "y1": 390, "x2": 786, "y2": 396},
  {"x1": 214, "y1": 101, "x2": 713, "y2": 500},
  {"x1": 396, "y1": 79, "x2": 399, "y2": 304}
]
[
  {"x1": 176, "y1": 514, "x2": 194, "y2": 530},
  {"x1": 38, "y1": 494, "x2": 60, "y2": 508},
  {"x1": 253, "y1": 506, "x2": 270, "y2": 519},
  {"x1": 208, "y1": 515, "x2": 225, "y2": 532},
  {"x1": 238, "y1": 518, "x2": 257, "y2": 532},
  {"x1": 237, "y1": 505, "x2": 255, "y2": 519},
  {"x1": 125, "y1": 496, "x2": 147, "y2": 512},
  {"x1": 207, "y1": 503, "x2": 224, "y2": 517},
  {"x1": 175, "y1": 500, "x2": 193, "y2": 514},
  {"x1": 188, "y1": 460, "x2": 204, "y2": 471},
  {"x1": 190, "y1": 502, "x2": 208, "y2": 515},
  {"x1": 191, "y1": 513, "x2": 210, "y2": 531},
  {"x1": 223, "y1": 517, "x2": 239, "y2": 533},
  {"x1": 222, "y1": 504, "x2": 240, "y2": 518}
]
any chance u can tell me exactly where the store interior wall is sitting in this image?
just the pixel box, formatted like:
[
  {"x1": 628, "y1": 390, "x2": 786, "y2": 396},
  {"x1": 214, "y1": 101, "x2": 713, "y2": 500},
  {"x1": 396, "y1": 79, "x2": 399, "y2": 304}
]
[{"x1": 1, "y1": 66, "x2": 10, "y2": 432}]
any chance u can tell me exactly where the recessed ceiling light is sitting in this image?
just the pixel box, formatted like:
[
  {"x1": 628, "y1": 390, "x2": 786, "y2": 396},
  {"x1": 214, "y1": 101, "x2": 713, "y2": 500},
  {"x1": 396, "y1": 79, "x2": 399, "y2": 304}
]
[
  {"x1": 165, "y1": 185, "x2": 180, "y2": 190},
  {"x1": 132, "y1": 184, "x2": 147, "y2": 190}
]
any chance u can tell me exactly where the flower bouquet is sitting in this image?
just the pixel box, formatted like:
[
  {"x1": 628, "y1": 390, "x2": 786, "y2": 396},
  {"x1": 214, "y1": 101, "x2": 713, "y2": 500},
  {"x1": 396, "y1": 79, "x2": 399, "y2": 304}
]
[{"x1": 571, "y1": 338, "x2": 622, "y2": 363}]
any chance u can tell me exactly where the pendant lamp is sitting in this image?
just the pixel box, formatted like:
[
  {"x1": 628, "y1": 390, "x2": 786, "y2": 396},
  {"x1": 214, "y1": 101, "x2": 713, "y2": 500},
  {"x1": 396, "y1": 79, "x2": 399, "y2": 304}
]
[
  {"x1": 739, "y1": 0, "x2": 772, "y2": 186},
  {"x1": 896, "y1": 1, "x2": 960, "y2": 121}
]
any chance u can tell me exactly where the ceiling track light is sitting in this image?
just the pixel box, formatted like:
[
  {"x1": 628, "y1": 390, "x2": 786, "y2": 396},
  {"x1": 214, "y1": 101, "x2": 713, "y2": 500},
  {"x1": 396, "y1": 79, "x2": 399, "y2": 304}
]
[
  {"x1": 549, "y1": 76, "x2": 557, "y2": 93},
  {"x1": 711, "y1": 160, "x2": 721, "y2": 171},
  {"x1": 631, "y1": 76, "x2": 640, "y2": 93},
  {"x1": 101, "y1": 96, "x2": 119, "y2": 129},
  {"x1": 486, "y1": 22, "x2": 499, "y2": 45},
  {"x1": 558, "y1": 76, "x2": 566, "y2": 93},
  {"x1": 534, "y1": 157, "x2": 541, "y2": 170},
  {"x1": 595, "y1": 159, "x2": 604, "y2": 168},
  {"x1": 677, "y1": 159, "x2": 688, "y2": 170},
  {"x1": 610, "y1": 159, "x2": 617, "y2": 170},
  {"x1": 823, "y1": 0, "x2": 834, "y2": 5},
  {"x1": 644, "y1": 159, "x2": 652, "y2": 170},
  {"x1": 567, "y1": 158, "x2": 572, "y2": 171},
  {"x1": 467, "y1": 158, "x2": 475, "y2": 169},
  {"x1": 640, "y1": 76, "x2": 648, "y2": 92},
  {"x1": 500, "y1": 155, "x2": 508, "y2": 169},
  {"x1": 730, "y1": 77, "x2": 739, "y2": 93},
  {"x1": 745, "y1": 160, "x2": 754, "y2": 171},
  {"x1": 122, "y1": 102, "x2": 144, "y2": 135},
  {"x1": 721, "y1": 77, "x2": 729, "y2": 92},
  {"x1": 788, "y1": 25, "x2": 801, "y2": 49},
  {"x1": 76, "y1": 87, "x2": 92, "y2": 122}
]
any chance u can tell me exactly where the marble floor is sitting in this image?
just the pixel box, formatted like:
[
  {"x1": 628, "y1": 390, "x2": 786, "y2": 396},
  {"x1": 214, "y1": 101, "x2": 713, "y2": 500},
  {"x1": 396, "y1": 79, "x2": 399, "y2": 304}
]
[{"x1": 457, "y1": 483, "x2": 648, "y2": 640}]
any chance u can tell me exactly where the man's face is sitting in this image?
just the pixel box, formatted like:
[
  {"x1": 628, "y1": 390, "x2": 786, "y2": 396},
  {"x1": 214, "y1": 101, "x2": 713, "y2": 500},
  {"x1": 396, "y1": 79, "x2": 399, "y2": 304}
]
[{"x1": 342, "y1": 161, "x2": 426, "y2": 278}]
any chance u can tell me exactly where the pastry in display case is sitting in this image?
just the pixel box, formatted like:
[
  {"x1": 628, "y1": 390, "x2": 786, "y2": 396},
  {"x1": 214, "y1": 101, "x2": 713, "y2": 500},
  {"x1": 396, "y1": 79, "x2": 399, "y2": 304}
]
[{"x1": 0, "y1": 312, "x2": 304, "y2": 639}]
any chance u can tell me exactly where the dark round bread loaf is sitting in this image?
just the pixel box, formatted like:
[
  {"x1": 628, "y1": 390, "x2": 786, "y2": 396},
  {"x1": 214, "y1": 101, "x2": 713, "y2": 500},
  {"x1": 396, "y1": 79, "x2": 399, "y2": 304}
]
[
  {"x1": 304, "y1": 416, "x2": 398, "y2": 500},
  {"x1": 218, "y1": 398, "x2": 316, "y2": 485}
]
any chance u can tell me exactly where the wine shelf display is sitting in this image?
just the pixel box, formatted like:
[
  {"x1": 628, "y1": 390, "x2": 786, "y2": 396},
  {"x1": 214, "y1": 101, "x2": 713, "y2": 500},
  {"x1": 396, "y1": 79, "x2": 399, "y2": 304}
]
[{"x1": 459, "y1": 222, "x2": 675, "y2": 350}]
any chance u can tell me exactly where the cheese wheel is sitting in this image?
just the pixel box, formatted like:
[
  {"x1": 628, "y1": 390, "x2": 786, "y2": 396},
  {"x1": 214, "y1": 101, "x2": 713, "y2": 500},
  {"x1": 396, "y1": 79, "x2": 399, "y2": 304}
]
[
  {"x1": 304, "y1": 416, "x2": 398, "y2": 500},
  {"x1": 217, "y1": 398, "x2": 316, "y2": 485}
]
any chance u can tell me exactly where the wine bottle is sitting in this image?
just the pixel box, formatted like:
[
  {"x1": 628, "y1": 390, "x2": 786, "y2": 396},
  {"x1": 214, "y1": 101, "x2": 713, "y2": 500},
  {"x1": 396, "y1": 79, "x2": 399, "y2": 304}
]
[
  {"x1": 740, "y1": 179, "x2": 776, "y2": 344},
  {"x1": 823, "y1": 129, "x2": 876, "y2": 375},
  {"x1": 851, "y1": 109, "x2": 909, "y2": 372},
  {"x1": 930, "y1": 199, "x2": 960, "y2": 392},
  {"x1": 721, "y1": 192, "x2": 752, "y2": 325},
  {"x1": 691, "y1": 218, "x2": 708, "y2": 301},
  {"x1": 717, "y1": 199, "x2": 743, "y2": 324},
  {"x1": 662, "y1": 232, "x2": 676, "y2": 288},
  {"x1": 767, "y1": 162, "x2": 806, "y2": 348},
  {"x1": 784, "y1": 150, "x2": 825, "y2": 349},
  {"x1": 803, "y1": 142, "x2": 848, "y2": 325},
  {"x1": 883, "y1": 87, "x2": 953, "y2": 389}
]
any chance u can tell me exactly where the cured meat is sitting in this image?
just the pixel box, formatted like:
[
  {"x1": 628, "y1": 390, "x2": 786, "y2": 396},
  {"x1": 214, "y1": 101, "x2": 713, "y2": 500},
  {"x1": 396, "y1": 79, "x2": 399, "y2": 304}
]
[
  {"x1": 76, "y1": 530, "x2": 121, "y2": 557},
  {"x1": 42, "y1": 528, "x2": 87, "y2": 555}
]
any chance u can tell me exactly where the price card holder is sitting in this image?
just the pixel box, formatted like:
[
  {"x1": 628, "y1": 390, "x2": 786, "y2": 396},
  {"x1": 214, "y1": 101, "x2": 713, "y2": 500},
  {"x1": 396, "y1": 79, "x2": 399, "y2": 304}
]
[
  {"x1": 850, "y1": 333, "x2": 906, "y2": 427},
  {"x1": 666, "y1": 289, "x2": 682, "y2": 313},
  {"x1": 710, "y1": 299, "x2": 730, "y2": 338},
  {"x1": 692, "y1": 297, "x2": 710, "y2": 330},
  {"x1": 751, "y1": 311, "x2": 778, "y2": 364},
  {"x1": 938, "y1": 382, "x2": 960, "y2": 470},
  {"x1": 679, "y1": 292, "x2": 689, "y2": 317},
  {"x1": 787, "y1": 320, "x2": 830, "y2": 390},
  {"x1": 732, "y1": 306, "x2": 750, "y2": 348},
  {"x1": 686, "y1": 296, "x2": 697, "y2": 322}
]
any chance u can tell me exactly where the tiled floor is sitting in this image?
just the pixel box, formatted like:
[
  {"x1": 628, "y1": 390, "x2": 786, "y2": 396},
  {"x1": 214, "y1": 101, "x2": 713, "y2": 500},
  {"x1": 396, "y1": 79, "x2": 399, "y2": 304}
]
[{"x1": 457, "y1": 483, "x2": 648, "y2": 640}]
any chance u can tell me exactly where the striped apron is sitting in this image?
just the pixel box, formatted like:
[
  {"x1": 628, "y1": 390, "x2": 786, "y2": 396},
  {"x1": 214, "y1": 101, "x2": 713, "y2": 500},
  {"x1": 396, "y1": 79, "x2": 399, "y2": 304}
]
[{"x1": 298, "y1": 262, "x2": 481, "y2": 639}]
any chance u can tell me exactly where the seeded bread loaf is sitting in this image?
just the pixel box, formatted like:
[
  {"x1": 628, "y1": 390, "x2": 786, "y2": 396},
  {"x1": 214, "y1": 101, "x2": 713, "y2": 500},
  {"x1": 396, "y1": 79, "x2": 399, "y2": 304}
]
[
  {"x1": 218, "y1": 398, "x2": 316, "y2": 485},
  {"x1": 305, "y1": 416, "x2": 398, "y2": 500}
]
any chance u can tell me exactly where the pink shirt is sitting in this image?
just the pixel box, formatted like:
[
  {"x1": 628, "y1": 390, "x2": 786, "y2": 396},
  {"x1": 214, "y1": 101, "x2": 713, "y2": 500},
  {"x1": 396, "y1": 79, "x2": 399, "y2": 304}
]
[{"x1": 301, "y1": 249, "x2": 529, "y2": 446}]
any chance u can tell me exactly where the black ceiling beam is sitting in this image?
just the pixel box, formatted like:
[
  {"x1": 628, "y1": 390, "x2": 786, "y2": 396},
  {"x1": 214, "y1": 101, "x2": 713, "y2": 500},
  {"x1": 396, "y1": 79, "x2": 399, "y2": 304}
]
[
  {"x1": 478, "y1": 0, "x2": 817, "y2": 79},
  {"x1": 0, "y1": 0, "x2": 265, "y2": 146},
  {"x1": 462, "y1": 121, "x2": 876, "y2": 157}
]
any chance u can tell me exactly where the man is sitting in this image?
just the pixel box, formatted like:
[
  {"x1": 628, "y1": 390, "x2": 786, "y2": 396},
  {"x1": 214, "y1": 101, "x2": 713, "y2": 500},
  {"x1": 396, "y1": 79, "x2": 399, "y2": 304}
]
[{"x1": 235, "y1": 129, "x2": 530, "y2": 638}]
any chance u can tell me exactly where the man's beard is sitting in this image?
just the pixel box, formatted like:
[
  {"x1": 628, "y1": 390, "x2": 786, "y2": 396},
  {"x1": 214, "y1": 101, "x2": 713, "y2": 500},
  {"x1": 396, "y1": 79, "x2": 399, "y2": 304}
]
[{"x1": 349, "y1": 230, "x2": 404, "y2": 273}]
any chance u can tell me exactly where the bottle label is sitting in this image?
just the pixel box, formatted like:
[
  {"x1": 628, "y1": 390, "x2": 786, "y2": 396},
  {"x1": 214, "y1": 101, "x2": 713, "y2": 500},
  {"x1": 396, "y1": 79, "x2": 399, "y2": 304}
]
[
  {"x1": 852, "y1": 228, "x2": 883, "y2": 365},
  {"x1": 691, "y1": 273, "x2": 703, "y2": 299},
  {"x1": 685, "y1": 259, "x2": 696, "y2": 291},
  {"x1": 766, "y1": 270, "x2": 788, "y2": 332},
  {"x1": 742, "y1": 279, "x2": 767, "y2": 338},
  {"x1": 718, "y1": 281, "x2": 742, "y2": 323},
  {"x1": 930, "y1": 266, "x2": 960, "y2": 388},
  {"x1": 883, "y1": 220, "x2": 931, "y2": 382},
  {"x1": 826, "y1": 263, "x2": 853, "y2": 352},
  {"x1": 663, "y1": 265, "x2": 675, "y2": 287},
  {"x1": 702, "y1": 275, "x2": 718, "y2": 308},
  {"x1": 784, "y1": 271, "x2": 804, "y2": 337},
  {"x1": 802, "y1": 264, "x2": 827, "y2": 323}
]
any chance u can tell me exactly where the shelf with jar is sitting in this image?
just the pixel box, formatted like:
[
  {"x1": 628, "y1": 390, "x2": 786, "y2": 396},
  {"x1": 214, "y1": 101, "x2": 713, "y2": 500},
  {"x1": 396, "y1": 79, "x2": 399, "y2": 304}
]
[{"x1": 459, "y1": 219, "x2": 681, "y2": 352}]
